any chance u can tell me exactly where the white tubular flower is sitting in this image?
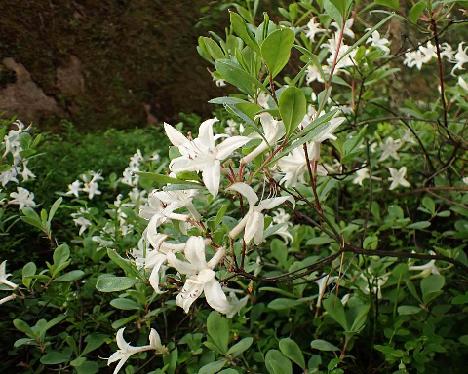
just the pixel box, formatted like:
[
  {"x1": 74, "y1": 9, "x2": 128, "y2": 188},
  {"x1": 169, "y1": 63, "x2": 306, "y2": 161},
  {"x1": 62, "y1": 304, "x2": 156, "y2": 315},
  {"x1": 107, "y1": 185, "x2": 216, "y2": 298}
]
[
  {"x1": 305, "y1": 17, "x2": 325, "y2": 42},
  {"x1": 440, "y1": 43, "x2": 454, "y2": 60},
  {"x1": 167, "y1": 237, "x2": 245, "y2": 317},
  {"x1": 404, "y1": 50, "x2": 425, "y2": 70},
  {"x1": 409, "y1": 252, "x2": 440, "y2": 278},
  {"x1": 306, "y1": 65, "x2": 325, "y2": 84},
  {"x1": 9, "y1": 187, "x2": 35, "y2": 209},
  {"x1": 277, "y1": 143, "x2": 328, "y2": 188},
  {"x1": 72, "y1": 216, "x2": 92, "y2": 236},
  {"x1": 323, "y1": 34, "x2": 356, "y2": 70},
  {"x1": 0, "y1": 167, "x2": 19, "y2": 187},
  {"x1": 451, "y1": 42, "x2": 468, "y2": 75},
  {"x1": 458, "y1": 76, "x2": 468, "y2": 91},
  {"x1": 308, "y1": 117, "x2": 345, "y2": 161},
  {"x1": 388, "y1": 167, "x2": 410, "y2": 190},
  {"x1": 66, "y1": 180, "x2": 81, "y2": 198},
  {"x1": 272, "y1": 208, "x2": 293, "y2": 243},
  {"x1": 107, "y1": 327, "x2": 167, "y2": 374},
  {"x1": 419, "y1": 41, "x2": 437, "y2": 63},
  {"x1": 316, "y1": 274, "x2": 337, "y2": 308},
  {"x1": 379, "y1": 137, "x2": 402, "y2": 161},
  {"x1": 152, "y1": 188, "x2": 201, "y2": 220},
  {"x1": 0, "y1": 294, "x2": 17, "y2": 305},
  {"x1": 331, "y1": 19, "x2": 355, "y2": 39},
  {"x1": 0, "y1": 261, "x2": 18, "y2": 290},
  {"x1": 352, "y1": 167, "x2": 380, "y2": 186},
  {"x1": 165, "y1": 119, "x2": 250, "y2": 196},
  {"x1": 82, "y1": 171, "x2": 103, "y2": 200},
  {"x1": 366, "y1": 30, "x2": 390, "y2": 54},
  {"x1": 20, "y1": 161, "x2": 35, "y2": 181},
  {"x1": 227, "y1": 182, "x2": 293, "y2": 245},
  {"x1": 137, "y1": 234, "x2": 186, "y2": 293},
  {"x1": 240, "y1": 113, "x2": 285, "y2": 165},
  {"x1": 362, "y1": 274, "x2": 388, "y2": 299}
]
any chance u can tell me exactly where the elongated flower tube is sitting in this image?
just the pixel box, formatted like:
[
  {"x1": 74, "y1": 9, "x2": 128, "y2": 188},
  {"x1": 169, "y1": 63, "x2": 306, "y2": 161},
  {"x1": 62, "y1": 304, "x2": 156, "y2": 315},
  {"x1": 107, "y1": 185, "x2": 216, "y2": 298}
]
[{"x1": 227, "y1": 182, "x2": 293, "y2": 245}]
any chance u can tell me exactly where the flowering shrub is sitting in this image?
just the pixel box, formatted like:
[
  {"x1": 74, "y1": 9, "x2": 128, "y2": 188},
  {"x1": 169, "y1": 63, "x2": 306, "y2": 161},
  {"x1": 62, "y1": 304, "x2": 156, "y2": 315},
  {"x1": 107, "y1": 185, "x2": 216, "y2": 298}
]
[{"x1": 1, "y1": 1, "x2": 467, "y2": 373}]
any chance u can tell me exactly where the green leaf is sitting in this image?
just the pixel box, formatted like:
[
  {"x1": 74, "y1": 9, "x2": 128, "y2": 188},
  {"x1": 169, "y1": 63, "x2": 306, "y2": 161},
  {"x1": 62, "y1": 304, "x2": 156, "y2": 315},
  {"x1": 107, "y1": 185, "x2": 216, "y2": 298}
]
[
  {"x1": 40, "y1": 350, "x2": 72, "y2": 365},
  {"x1": 53, "y1": 244, "x2": 70, "y2": 266},
  {"x1": 230, "y1": 12, "x2": 259, "y2": 53},
  {"x1": 265, "y1": 349, "x2": 293, "y2": 374},
  {"x1": 261, "y1": 28, "x2": 295, "y2": 78},
  {"x1": 199, "y1": 359, "x2": 227, "y2": 374},
  {"x1": 267, "y1": 298, "x2": 303, "y2": 310},
  {"x1": 96, "y1": 275, "x2": 136, "y2": 292},
  {"x1": 55, "y1": 270, "x2": 85, "y2": 282},
  {"x1": 13, "y1": 319, "x2": 34, "y2": 338},
  {"x1": 107, "y1": 248, "x2": 139, "y2": 277},
  {"x1": 227, "y1": 337, "x2": 254, "y2": 357},
  {"x1": 215, "y1": 59, "x2": 264, "y2": 96},
  {"x1": 408, "y1": 221, "x2": 431, "y2": 230},
  {"x1": 279, "y1": 86, "x2": 306, "y2": 135},
  {"x1": 207, "y1": 312, "x2": 230, "y2": 354},
  {"x1": 279, "y1": 338, "x2": 305, "y2": 369},
  {"x1": 374, "y1": 0, "x2": 400, "y2": 9},
  {"x1": 22, "y1": 262, "x2": 36, "y2": 287},
  {"x1": 48, "y1": 197, "x2": 62, "y2": 225},
  {"x1": 311, "y1": 339, "x2": 340, "y2": 352},
  {"x1": 110, "y1": 298, "x2": 141, "y2": 310},
  {"x1": 397, "y1": 305, "x2": 422, "y2": 315},
  {"x1": 421, "y1": 196, "x2": 435, "y2": 215},
  {"x1": 323, "y1": 294, "x2": 348, "y2": 331},
  {"x1": 82, "y1": 333, "x2": 108, "y2": 356},
  {"x1": 421, "y1": 274, "x2": 445, "y2": 304},
  {"x1": 363, "y1": 235, "x2": 378, "y2": 250}
]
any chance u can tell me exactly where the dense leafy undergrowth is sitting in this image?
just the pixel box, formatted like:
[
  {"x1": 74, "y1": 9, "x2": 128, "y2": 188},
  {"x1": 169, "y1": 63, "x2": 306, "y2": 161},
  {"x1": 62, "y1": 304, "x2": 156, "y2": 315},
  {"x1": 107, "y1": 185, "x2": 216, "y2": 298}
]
[{"x1": 1, "y1": 0, "x2": 467, "y2": 373}]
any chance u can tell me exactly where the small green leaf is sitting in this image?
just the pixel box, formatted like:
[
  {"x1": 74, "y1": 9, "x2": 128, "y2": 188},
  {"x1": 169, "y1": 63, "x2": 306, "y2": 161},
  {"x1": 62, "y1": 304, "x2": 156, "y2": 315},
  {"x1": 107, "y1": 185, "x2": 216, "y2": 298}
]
[
  {"x1": 215, "y1": 59, "x2": 264, "y2": 96},
  {"x1": 311, "y1": 339, "x2": 340, "y2": 352},
  {"x1": 53, "y1": 244, "x2": 70, "y2": 266},
  {"x1": 363, "y1": 235, "x2": 378, "y2": 250},
  {"x1": 199, "y1": 359, "x2": 227, "y2": 374},
  {"x1": 409, "y1": 1, "x2": 426, "y2": 23},
  {"x1": 96, "y1": 275, "x2": 136, "y2": 292},
  {"x1": 110, "y1": 298, "x2": 141, "y2": 310},
  {"x1": 40, "y1": 350, "x2": 72, "y2": 365},
  {"x1": 279, "y1": 86, "x2": 306, "y2": 135},
  {"x1": 397, "y1": 305, "x2": 422, "y2": 315},
  {"x1": 227, "y1": 337, "x2": 254, "y2": 357},
  {"x1": 230, "y1": 12, "x2": 259, "y2": 53},
  {"x1": 261, "y1": 28, "x2": 295, "y2": 78},
  {"x1": 265, "y1": 349, "x2": 293, "y2": 374},
  {"x1": 82, "y1": 333, "x2": 108, "y2": 356},
  {"x1": 279, "y1": 338, "x2": 305, "y2": 369},
  {"x1": 323, "y1": 294, "x2": 348, "y2": 331},
  {"x1": 408, "y1": 221, "x2": 431, "y2": 230},
  {"x1": 207, "y1": 312, "x2": 230, "y2": 354},
  {"x1": 267, "y1": 298, "x2": 303, "y2": 310},
  {"x1": 55, "y1": 270, "x2": 85, "y2": 282},
  {"x1": 421, "y1": 274, "x2": 445, "y2": 304}
]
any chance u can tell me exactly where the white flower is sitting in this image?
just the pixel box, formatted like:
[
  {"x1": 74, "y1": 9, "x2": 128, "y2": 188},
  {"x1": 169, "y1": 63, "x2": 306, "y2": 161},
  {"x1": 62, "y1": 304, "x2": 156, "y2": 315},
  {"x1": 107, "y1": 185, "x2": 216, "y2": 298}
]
[
  {"x1": 107, "y1": 327, "x2": 166, "y2": 374},
  {"x1": 0, "y1": 261, "x2": 18, "y2": 290},
  {"x1": 306, "y1": 117, "x2": 345, "y2": 161},
  {"x1": 458, "y1": 76, "x2": 468, "y2": 91},
  {"x1": 388, "y1": 167, "x2": 410, "y2": 190},
  {"x1": 9, "y1": 187, "x2": 35, "y2": 209},
  {"x1": 277, "y1": 143, "x2": 328, "y2": 187},
  {"x1": 0, "y1": 167, "x2": 18, "y2": 187},
  {"x1": 20, "y1": 161, "x2": 35, "y2": 181},
  {"x1": 149, "y1": 151, "x2": 160, "y2": 162},
  {"x1": 401, "y1": 129, "x2": 416, "y2": 145},
  {"x1": 404, "y1": 50, "x2": 425, "y2": 70},
  {"x1": 306, "y1": 65, "x2": 325, "y2": 84},
  {"x1": 227, "y1": 182, "x2": 293, "y2": 245},
  {"x1": 409, "y1": 259, "x2": 440, "y2": 277},
  {"x1": 73, "y1": 216, "x2": 92, "y2": 236},
  {"x1": 139, "y1": 190, "x2": 189, "y2": 240},
  {"x1": 272, "y1": 208, "x2": 293, "y2": 243},
  {"x1": 66, "y1": 180, "x2": 81, "y2": 198},
  {"x1": 3, "y1": 120, "x2": 26, "y2": 159},
  {"x1": 419, "y1": 41, "x2": 437, "y2": 63},
  {"x1": 0, "y1": 294, "x2": 17, "y2": 305},
  {"x1": 366, "y1": 30, "x2": 390, "y2": 54},
  {"x1": 316, "y1": 274, "x2": 337, "y2": 308},
  {"x1": 241, "y1": 113, "x2": 285, "y2": 165},
  {"x1": 450, "y1": 42, "x2": 468, "y2": 75},
  {"x1": 225, "y1": 119, "x2": 240, "y2": 136},
  {"x1": 379, "y1": 137, "x2": 402, "y2": 161},
  {"x1": 463, "y1": 176, "x2": 468, "y2": 185},
  {"x1": 215, "y1": 78, "x2": 226, "y2": 87},
  {"x1": 305, "y1": 17, "x2": 325, "y2": 42},
  {"x1": 440, "y1": 43, "x2": 454, "y2": 60},
  {"x1": 165, "y1": 119, "x2": 250, "y2": 196},
  {"x1": 323, "y1": 34, "x2": 356, "y2": 69},
  {"x1": 167, "y1": 236, "x2": 247, "y2": 316},
  {"x1": 82, "y1": 171, "x2": 103, "y2": 199},
  {"x1": 362, "y1": 274, "x2": 388, "y2": 299},
  {"x1": 352, "y1": 167, "x2": 380, "y2": 186},
  {"x1": 331, "y1": 19, "x2": 355, "y2": 39}
]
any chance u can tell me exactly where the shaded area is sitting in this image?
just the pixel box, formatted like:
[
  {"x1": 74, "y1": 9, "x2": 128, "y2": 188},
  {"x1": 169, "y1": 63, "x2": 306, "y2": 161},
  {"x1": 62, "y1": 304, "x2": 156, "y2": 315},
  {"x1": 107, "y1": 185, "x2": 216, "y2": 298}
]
[{"x1": 0, "y1": 0, "x2": 223, "y2": 130}]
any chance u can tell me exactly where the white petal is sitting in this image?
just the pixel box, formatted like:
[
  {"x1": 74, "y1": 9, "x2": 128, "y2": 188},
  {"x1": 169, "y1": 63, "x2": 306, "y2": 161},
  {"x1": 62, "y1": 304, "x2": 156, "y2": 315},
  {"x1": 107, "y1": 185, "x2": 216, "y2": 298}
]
[
  {"x1": 244, "y1": 210, "x2": 264, "y2": 244},
  {"x1": 204, "y1": 279, "x2": 236, "y2": 316},
  {"x1": 148, "y1": 254, "x2": 167, "y2": 293},
  {"x1": 112, "y1": 355, "x2": 129, "y2": 374},
  {"x1": 115, "y1": 328, "x2": 131, "y2": 351},
  {"x1": 216, "y1": 136, "x2": 250, "y2": 160},
  {"x1": 184, "y1": 236, "x2": 208, "y2": 270},
  {"x1": 197, "y1": 118, "x2": 217, "y2": 150},
  {"x1": 228, "y1": 213, "x2": 249, "y2": 240},
  {"x1": 258, "y1": 196, "x2": 293, "y2": 210},
  {"x1": 166, "y1": 252, "x2": 198, "y2": 275},
  {"x1": 226, "y1": 182, "x2": 258, "y2": 206},
  {"x1": 207, "y1": 247, "x2": 225, "y2": 269},
  {"x1": 176, "y1": 278, "x2": 204, "y2": 313},
  {"x1": 202, "y1": 160, "x2": 221, "y2": 196},
  {"x1": 149, "y1": 328, "x2": 163, "y2": 351},
  {"x1": 164, "y1": 123, "x2": 188, "y2": 147}
]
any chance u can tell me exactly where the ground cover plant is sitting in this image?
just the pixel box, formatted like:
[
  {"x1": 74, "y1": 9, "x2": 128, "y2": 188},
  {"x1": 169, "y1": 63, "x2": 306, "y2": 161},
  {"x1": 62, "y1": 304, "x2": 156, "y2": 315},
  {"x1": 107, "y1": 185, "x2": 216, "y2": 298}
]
[{"x1": 1, "y1": 0, "x2": 467, "y2": 373}]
